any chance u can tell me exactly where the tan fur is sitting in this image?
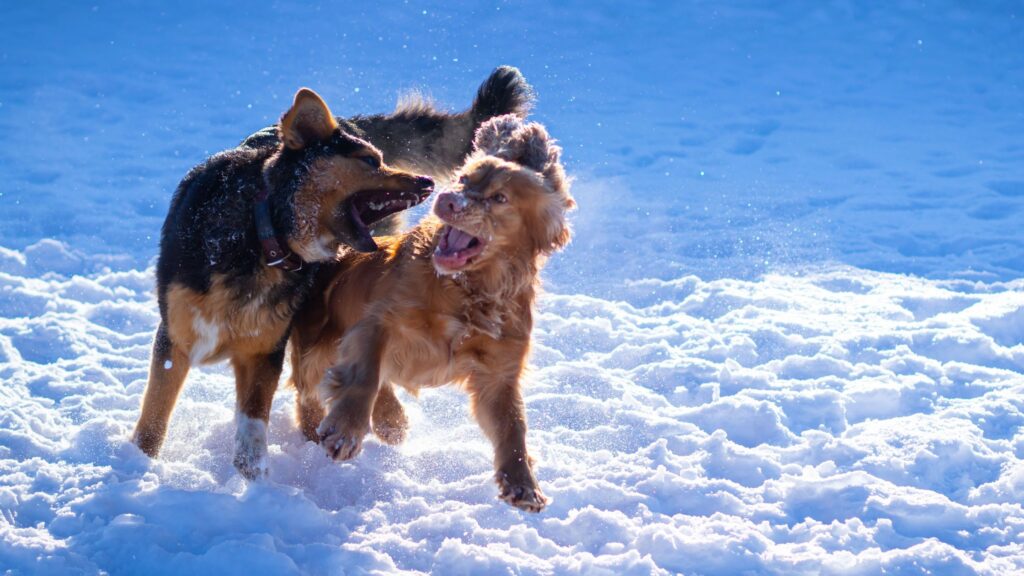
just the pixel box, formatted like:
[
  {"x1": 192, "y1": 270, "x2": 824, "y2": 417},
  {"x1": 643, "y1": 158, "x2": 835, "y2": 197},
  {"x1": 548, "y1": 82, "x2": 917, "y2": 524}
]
[
  {"x1": 290, "y1": 116, "x2": 573, "y2": 511},
  {"x1": 165, "y1": 277, "x2": 295, "y2": 364},
  {"x1": 132, "y1": 332, "x2": 190, "y2": 457},
  {"x1": 289, "y1": 153, "x2": 422, "y2": 262}
]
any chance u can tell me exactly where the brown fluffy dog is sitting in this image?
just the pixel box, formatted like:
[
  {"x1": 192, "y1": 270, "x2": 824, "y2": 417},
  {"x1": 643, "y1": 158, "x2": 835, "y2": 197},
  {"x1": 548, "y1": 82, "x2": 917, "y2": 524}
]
[{"x1": 289, "y1": 115, "x2": 574, "y2": 512}]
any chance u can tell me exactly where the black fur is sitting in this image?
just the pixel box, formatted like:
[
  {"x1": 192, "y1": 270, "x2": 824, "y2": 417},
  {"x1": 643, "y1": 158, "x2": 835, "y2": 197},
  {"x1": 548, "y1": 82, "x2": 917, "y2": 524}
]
[
  {"x1": 157, "y1": 147, "x2": 296, "y2": 321},
  {"x1": 471, "y1": 65, "x2": 536, "y2": 124},
  {"x1": 157, "y1": 130, "x2": 370, "y2": 324}
]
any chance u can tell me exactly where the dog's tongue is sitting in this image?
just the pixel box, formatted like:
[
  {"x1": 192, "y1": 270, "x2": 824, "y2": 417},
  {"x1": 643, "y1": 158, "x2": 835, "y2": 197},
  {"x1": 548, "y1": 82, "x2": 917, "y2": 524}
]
[
  {"x1": 443, "y1": 226, "x2": 475, "y2": 253},
  {"x1": 434, "y1": 225, "x2": 486, "y2": 272},
  {"x1": 345, "y1": 204, "x2": 378, "y2": 253}
]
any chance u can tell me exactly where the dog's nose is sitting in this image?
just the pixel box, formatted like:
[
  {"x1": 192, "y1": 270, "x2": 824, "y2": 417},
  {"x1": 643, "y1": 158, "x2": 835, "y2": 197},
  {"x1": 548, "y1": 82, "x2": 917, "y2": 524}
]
[
  {"x1": 416, "y1": 175, "x2": 434, "y2": 189},
  {"x1": 434, "y1": 191, "x2": 466, "y2": 218}
]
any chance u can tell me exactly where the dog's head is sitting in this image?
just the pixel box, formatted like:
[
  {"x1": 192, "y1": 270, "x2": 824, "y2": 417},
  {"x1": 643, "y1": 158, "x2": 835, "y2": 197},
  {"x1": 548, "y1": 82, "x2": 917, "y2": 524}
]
[
  {"x1": 264, "y1": 88, "x2": 434, "y2": 261},
  {"x1": 432, "y1": 115, "x2": 574, "y2": 275}
]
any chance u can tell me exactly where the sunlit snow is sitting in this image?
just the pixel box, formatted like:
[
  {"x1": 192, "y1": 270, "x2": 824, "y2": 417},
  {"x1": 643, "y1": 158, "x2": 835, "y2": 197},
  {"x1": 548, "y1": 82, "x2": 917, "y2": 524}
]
[{"x1": 1, "y1": 1, "x2": 1022, "y2": 574}]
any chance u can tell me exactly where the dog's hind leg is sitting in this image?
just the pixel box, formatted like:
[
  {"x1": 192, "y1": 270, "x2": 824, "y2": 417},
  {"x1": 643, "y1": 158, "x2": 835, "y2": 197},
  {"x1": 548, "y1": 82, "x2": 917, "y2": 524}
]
[
  {"x1": 295, "y1": 392, "x2": 324, "y2": 443},
  {"x1": 290, "y1": 346, "x2": 326, "y2": 443},
  {"x1": 371, "y1": 383, "x2": 408, "y2": 445},
  {"x1": 231, "y1": 348, "x2": 285, "y2": 480},
  {"x1": 317, "y1": 320, "x2": 385, "y2": 461},
  {"x1": 133, "y1": 322, "x2": 191, "y2": 457}
]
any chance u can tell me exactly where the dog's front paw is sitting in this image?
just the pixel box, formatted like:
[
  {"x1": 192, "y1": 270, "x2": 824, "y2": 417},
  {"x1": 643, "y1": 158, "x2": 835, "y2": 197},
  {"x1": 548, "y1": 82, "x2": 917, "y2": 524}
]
[
  {"x1": 497, "y1": 471, "x2": 549, "y2": 513},
  {"x1": 317, "y1": 408, "x2": 369, "y2": 461},
  {"x1": 233, "y1": 414, "x2": 269, "y2": 480}
]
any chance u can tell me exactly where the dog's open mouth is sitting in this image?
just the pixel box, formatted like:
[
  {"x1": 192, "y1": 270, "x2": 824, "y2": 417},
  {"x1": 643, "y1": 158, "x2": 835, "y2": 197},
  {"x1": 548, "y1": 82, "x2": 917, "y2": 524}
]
[
  {"x1": 346, "y1": 187, "x2": 432, "y2": 252},
  {"x1": 433, "y1": 225, "x2": 487, "y2": 272}
]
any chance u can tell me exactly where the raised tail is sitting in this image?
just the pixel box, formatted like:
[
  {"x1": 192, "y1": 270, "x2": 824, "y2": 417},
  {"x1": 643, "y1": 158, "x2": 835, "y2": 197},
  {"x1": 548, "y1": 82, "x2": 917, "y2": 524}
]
[{"x1": 470, "y1": 65, "x2": 535, "y2": 124}]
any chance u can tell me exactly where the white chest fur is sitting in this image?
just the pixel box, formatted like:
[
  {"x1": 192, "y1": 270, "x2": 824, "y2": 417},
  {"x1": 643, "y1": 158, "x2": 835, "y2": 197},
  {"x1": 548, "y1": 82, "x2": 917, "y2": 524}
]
[{"x1": 189, "y1": 310, "x2": 221, "y2": 365}]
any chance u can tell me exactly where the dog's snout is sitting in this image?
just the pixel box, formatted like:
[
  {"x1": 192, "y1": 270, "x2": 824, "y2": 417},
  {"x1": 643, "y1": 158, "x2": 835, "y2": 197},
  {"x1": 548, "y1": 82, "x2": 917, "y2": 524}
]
[
  {"x1": 415, "y1": 175, "x2": 434, "y2": 189},
  {"x1": 415, "y1": 176, "x2": 434, "y2": 199},
  {"x1": 434, "y1": 190, "x2": 468, "y2": 219}
]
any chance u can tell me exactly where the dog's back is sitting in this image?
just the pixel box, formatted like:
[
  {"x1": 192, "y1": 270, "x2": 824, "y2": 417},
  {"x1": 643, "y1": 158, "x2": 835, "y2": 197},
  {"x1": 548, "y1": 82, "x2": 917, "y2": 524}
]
[
  {"x1": 242, "y1": 66, "x2": 534, "y2": 185},
  {"x1": 354, "y1": 66, "x2": 535, "y2": 181}
]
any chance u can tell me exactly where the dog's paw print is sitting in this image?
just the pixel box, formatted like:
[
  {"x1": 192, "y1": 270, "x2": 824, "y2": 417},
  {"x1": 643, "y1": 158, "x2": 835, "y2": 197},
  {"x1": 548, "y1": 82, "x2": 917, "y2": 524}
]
[{"x1": 497, "y1": 471, "x2": 549, "y2": 513}]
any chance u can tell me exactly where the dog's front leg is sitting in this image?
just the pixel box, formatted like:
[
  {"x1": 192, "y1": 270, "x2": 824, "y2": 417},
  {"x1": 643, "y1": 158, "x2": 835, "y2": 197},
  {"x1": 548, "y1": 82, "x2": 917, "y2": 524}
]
[
  {"x1": 469, "y1": 367, "x2": 548, "y2": 513},
  {"x1": 317, "y1": 320, "x2": 385, "y2": 461},
  {"x1": 231, "y1": 348, "x2": 285, "y2": 480}
]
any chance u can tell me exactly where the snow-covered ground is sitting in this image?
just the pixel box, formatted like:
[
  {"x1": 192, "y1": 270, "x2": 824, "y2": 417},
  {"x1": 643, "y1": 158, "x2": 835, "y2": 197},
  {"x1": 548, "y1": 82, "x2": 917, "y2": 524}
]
[{"x1": 2, "y1": 2, "x2": 1023, "y2": 574}]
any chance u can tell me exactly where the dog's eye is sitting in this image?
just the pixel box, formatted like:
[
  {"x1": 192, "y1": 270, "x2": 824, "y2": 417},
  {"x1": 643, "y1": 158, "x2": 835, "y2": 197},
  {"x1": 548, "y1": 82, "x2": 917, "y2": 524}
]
[
  {"x1": 491, "y1": 193, "x2": 508, "y2": 204},
  {"x1": 360, "y1": 156, "x2": 381, "y2": 169}
]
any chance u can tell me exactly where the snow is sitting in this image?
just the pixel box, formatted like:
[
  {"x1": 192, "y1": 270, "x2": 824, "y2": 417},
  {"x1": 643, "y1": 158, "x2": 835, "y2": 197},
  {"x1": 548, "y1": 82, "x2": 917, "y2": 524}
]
[{"x1": 2, "y1": 1, "x2": 1023, "y2": 574}]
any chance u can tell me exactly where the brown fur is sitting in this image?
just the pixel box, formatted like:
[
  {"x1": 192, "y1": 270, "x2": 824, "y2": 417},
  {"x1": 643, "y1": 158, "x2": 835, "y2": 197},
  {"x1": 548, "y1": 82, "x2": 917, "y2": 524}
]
[{"x1": 290, "y1": 115, "x2": 574, "y2": 511}]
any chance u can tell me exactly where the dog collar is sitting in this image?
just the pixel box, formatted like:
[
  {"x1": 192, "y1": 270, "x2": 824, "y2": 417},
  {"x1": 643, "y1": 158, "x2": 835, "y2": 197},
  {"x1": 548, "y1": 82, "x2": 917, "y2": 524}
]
[{"x1": 254, "y1": 181, "x2": 304, "y2": 272}]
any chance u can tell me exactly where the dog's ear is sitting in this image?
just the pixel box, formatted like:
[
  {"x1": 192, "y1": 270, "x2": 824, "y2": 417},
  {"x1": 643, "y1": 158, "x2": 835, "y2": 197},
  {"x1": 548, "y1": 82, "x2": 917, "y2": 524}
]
[
  {"x1": 515, "y1": 123, "x2": 554, "y2": 173},
  {"x1": 474, "y1": 116, "x2": 558, "y2": 173},
  {"x1": 279, "y1": 88, "x2": 338, "y2": 150},
  {"x1": 541, "y1": 200, "x2": 574, "y2": 254},
  {"x1": 552, "y1": 225, "x2": 572, "y2": 251},
  {"x1": 473, "y1": 114, "x2": 522, "y2": 157},
  {"x1": 540, "y1": 140, "x2": 574, "y2": 253}
]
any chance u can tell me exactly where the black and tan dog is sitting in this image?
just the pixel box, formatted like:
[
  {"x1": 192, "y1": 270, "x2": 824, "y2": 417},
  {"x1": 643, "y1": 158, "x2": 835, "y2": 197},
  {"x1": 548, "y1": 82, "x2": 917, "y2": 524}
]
[{"x1": 132, "y1": 67, "x2": 534, "y2": 479}]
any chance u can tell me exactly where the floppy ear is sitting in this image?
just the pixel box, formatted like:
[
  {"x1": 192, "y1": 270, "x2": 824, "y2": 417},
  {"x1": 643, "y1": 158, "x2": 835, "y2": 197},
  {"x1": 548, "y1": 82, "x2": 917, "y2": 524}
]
[
  {"x1": 473, "y1": 114, "x2": 522, "y2": 157},
  {"x1": 549, "y1": 220, "x2": 572, "y2": 252},
  {"x1": 279, "y1": 88, "x2": 338, "y2": 150},
  {"x1": 515, "y1": 123, "x2": 555, "y2": 172},
  {"x1": 474, "y1": 116, "x2": 556, "y2": 173},
  {"x1": 545, "y1": 165, "x2": 574, "y2": 253},
  {"x1": 540, "y1": 202, "x2": 573, "y2": 254}
]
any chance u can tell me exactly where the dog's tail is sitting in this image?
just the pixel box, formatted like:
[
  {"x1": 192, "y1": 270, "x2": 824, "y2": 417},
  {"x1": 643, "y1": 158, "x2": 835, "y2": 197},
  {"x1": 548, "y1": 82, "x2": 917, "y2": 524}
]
[
  {"x1": 470, "y1": 65, "x2": 535, "y2": 126},
  {"x1": 351, "y1": 66, "x2": 536, "y2": 183}
]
